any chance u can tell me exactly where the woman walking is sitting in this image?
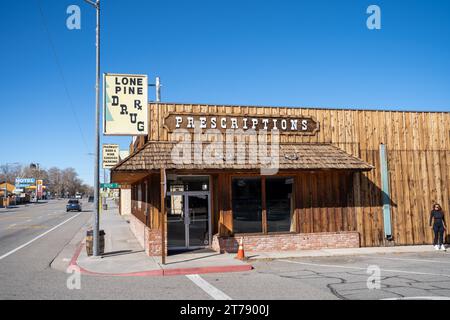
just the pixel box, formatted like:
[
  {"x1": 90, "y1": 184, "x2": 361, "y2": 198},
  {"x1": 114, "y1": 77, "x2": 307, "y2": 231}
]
[{"x1": 429, "y1": 204, "x2": 447, "y2": 251}]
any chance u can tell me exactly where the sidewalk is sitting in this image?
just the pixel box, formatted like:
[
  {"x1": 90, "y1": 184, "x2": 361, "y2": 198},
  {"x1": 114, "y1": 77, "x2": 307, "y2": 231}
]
[
  {"x1": 57, "y1": 200, "x2": 252, "y2": 277},
  {"x1": 53, "y1": 199, "x2": 440, "y2": 277},
  {"x1": 247, "y1": 245, "x2": 438, "y2": 260}
]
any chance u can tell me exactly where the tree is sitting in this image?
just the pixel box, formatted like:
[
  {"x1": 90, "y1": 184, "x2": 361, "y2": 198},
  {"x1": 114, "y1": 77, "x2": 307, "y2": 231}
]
[
  {"x1": 0, "y1": 163, "x2": 92, "y2": 197},
  {"x1": 0, "y1": 163, "x2": 23, "y2": 184}
]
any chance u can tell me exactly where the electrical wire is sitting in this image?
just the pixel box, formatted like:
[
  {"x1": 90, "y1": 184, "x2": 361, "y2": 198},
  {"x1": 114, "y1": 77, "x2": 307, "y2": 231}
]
[{"x1": 35, "y1": 0, "x2": 90, "y2": 153}]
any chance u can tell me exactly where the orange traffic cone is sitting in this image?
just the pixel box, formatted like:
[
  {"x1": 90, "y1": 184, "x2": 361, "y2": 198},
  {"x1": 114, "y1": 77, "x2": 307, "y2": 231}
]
[{"x1": 235, "y1": 237, "x2": 245, "y2": 260}]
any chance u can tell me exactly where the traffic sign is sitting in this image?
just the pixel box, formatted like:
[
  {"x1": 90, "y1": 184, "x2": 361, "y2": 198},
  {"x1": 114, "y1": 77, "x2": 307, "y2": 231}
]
[{"x1": 100, "y1": 183, "x2": 121, "y2": 189}]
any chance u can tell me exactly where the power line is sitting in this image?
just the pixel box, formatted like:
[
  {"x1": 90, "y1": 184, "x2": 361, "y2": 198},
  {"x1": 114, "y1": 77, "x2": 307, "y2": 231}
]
[{"x1": 35, "y1": 0, "x2": 90, "y2": 153}]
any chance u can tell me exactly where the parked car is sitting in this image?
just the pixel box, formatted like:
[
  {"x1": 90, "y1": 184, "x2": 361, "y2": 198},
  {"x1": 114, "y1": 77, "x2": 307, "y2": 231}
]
[{"x1": 66, "y1": 199, "x2": 82, "y2": 212}]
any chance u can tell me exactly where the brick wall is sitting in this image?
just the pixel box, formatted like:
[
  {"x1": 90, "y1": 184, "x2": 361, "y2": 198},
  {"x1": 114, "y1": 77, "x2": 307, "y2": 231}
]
[
  {"x1": 212, "y1": 232, "x2": 360, "y2": 253},
  {"x1": 128, "y1": 214, "x2": 163, "y2": 256}
]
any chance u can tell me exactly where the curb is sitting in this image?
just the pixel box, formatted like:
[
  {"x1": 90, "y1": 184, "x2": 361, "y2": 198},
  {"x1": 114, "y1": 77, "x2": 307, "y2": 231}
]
[{"x1": 70, "y1": 242, "x2": 253, "y2": 277}]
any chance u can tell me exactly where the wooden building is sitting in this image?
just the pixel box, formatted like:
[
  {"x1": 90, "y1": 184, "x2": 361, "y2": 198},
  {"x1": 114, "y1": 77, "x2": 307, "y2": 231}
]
[{"x1": 111, "y1": 103, "x2": 450, "y2": 257}]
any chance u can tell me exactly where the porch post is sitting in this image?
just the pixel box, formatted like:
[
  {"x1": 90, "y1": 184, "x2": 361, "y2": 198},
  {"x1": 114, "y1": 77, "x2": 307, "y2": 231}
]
[{"x1": 160, "y1": 168, "x2": 166, "y2": 264}]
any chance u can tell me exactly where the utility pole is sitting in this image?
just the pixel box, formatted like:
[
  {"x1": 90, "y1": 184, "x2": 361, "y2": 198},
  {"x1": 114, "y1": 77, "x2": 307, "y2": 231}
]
[
  {"x1": 156, "y1": 77, "x2": 161, "y2": 102},
  {"x1": 84, "y1": 0, "x2": 101, "y2": 257},
  {"x1": 150, "y1": 77, "x2": 162, "y2": 102}
]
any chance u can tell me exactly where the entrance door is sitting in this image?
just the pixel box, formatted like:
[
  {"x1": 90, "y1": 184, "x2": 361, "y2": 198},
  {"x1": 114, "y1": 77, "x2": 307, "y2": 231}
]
[
  {"x1": 187, "y1": 194, "x2": 210, "y2": 248},
  {"x1": 167, "y1": 192, "x2": 211, "y2": 250}
]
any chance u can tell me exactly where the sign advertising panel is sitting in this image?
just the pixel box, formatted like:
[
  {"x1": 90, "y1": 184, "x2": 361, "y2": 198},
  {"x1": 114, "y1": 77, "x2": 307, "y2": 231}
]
[
  {"x1": 15, "y1": 178, "x2": 36, "y2": 186},
  {"x1": 102, "y1": 144, "x2": 120, "y2": 169},
  {"x1": 103, "y1": 73, "x2": 148, "y2": 136},
  {"x1": 37, "y1": 180, "x2": 43, "y2": 198}
]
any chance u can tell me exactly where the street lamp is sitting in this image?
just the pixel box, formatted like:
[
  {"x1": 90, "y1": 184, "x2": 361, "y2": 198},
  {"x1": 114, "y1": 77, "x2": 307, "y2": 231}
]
[{"x1": 84, "y1": 0, "x2": 101, "y2": 257}]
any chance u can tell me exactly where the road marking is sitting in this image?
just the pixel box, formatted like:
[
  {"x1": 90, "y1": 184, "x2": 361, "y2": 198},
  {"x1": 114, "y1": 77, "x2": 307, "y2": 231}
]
[
  {"x1": 361, "y1": 255, "x2": 450, "y2": 265},
  {"x1": 186, "y1": 274, "x2": 232, "y2": 300},
  {"x1": 278, "y1": 259, "x2": 450, "y2": 278},
  {"x1": 0, "y1": 212, "x2": 83, "y2": 261}
]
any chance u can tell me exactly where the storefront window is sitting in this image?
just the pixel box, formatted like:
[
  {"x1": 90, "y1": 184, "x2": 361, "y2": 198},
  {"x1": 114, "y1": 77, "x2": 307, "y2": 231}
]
[
  {"x1": 266, "y1": 177, "x2": 294, "y2": 233},
  {"x1": 232, "y1": 178, "x2": 262, "y2": 233},
  {"x1": 167, "y1": 176, "x2": 209, "y2": 193}
]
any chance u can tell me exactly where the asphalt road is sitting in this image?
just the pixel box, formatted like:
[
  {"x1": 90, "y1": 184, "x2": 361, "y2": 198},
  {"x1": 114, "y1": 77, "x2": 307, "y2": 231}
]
[{"x1": 1, "y1": 200, "x2": 450, "y2": 300}]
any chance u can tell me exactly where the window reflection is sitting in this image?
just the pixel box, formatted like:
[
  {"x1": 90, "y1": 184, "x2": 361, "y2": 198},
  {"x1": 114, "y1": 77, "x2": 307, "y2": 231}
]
[{"x1": 232, "y1": 178, "x2": 262, "y2": 233}]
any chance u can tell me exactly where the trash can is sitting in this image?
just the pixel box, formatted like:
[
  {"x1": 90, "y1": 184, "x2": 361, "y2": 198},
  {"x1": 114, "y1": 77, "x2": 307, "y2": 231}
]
[{"x1": 86, "y1": 230, "x2": 105, "y2": 256}]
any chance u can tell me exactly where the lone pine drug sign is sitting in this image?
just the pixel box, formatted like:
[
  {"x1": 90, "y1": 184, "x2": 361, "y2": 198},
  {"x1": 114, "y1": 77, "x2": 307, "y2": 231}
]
[{"x1": 104, "y1": 74, "x2": 148, "y2": 136}]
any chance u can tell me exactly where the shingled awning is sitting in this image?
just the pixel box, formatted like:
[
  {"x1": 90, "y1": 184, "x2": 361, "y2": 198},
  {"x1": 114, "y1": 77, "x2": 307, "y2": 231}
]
[{"x1": 111, "y1": 141, "x2": 373, "y2": 173}]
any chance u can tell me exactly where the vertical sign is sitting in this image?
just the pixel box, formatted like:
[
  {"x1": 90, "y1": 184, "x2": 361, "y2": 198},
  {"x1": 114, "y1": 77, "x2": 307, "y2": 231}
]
[
  {"x1": 104, "y1": 74, "x2": 148, "y2": 135},
  {"x1": 37, "y1": 180, "x2": 43, "y2": 198},
  {"x1": 102, "y1": 144, "x2": 120, "y2": 169}
]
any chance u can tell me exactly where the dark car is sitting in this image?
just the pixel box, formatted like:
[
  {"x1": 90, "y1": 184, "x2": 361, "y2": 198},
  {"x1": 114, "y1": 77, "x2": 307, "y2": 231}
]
[{"x1": 66, "y1": 199, "x2": 82, "y2": 212}]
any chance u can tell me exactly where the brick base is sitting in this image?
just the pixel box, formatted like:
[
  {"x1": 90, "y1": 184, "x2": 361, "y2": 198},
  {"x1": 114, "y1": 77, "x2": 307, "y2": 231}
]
[
  {"x1": 212, "y1": 232, "x2": 360, "y2": 253},
  {"x1": 128, "y1": 214, "x2": 163, "y2": 256}
]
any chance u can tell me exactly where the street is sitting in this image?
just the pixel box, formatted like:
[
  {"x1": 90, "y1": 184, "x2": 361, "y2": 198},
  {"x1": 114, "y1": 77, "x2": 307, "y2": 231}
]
[{"x1": 1, "y1": 201, "x2": 450, "y2": 300}]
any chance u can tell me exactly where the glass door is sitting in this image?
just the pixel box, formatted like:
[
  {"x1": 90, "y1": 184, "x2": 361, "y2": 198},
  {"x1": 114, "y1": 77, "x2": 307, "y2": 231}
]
[
  {"x1": 187, "y1": 194, "x2": 210, "y2": 248},
  {"x1": 167, "y1": 189, "x2": 211, "y2": 251},
  {"x1": 167, "y1": 193, "x2": 186, "y2": 249}
]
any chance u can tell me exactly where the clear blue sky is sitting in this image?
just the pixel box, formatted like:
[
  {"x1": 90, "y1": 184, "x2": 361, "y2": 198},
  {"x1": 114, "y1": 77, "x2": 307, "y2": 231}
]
[{"x1": 1, "y1": 0, "x2": 449, "y2": 185}]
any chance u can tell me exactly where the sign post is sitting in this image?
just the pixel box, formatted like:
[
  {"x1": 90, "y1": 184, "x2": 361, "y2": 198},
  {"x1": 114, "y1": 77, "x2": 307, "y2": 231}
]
[{"x1": 84, "y1": 0, "x2": 101, "y2": 257}]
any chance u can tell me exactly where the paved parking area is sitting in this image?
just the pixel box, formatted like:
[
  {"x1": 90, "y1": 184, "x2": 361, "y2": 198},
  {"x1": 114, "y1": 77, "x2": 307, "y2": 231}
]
[
  {"x1": 200, "y1": 252, "x2": 450, "y2": 300},
  {"x1": 2, "y1": 201, "x2": 450, "y2": 300}
]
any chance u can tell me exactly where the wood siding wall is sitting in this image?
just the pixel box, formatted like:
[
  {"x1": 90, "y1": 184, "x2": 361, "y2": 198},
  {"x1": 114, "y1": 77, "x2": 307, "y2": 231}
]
[{"x1": 137, "y1": 103, "x2": 449, "y2": 247}]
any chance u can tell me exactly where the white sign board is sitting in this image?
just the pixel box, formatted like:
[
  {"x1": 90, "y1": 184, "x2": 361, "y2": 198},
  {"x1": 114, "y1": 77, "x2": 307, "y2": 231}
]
[
  {"x1": 102, "y1": 144, "x2": 120, "y2": 169},
  {"x1": 104, "y1": 73, "x2": 148, "y2": 135}
]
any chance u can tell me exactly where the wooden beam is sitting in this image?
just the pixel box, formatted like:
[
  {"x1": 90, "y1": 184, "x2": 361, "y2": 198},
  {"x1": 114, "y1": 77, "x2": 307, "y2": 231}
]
[
  {"x1": 262, "y1": 176, "x2": 267, "y2": 234},
  {"x1": 160, "y1": 168, "x2": 166, "y2": 265}
]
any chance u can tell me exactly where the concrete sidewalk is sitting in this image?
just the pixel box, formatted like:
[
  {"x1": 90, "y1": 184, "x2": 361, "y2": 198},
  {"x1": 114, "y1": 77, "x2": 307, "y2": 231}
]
[
  {"x1": 247, "y1": 245, "x2": 439, "y2": 260},
  {"x1": 65, "y1": 200, "x2": 252, "y2": 277},
  {"x1": 53, "y1": 199, "x2": 440, "y2": 277}
]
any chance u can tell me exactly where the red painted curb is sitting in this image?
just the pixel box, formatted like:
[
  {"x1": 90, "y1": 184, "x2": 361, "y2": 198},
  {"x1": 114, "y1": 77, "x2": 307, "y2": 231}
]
[
  {"x1": 162, "y1": 264, "x2": 253, "y2": 276},
  {"x1": 69, "y1": 242, "x2": 253, "y2": 277}
]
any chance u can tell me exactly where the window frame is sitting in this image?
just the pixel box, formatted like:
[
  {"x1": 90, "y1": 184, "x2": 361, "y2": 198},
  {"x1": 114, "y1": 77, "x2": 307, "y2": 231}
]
[{"x1": 230, "y1": 174, "x2": 297, "y2": 236}]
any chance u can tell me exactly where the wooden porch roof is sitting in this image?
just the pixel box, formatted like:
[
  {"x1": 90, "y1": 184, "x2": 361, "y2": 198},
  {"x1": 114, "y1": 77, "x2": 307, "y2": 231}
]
[{"x1": 111, "y1": 141, "x2": 374, "y2": 172}]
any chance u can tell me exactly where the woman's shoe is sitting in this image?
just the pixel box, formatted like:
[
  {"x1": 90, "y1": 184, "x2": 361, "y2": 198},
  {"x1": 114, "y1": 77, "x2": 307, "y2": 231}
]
[
  {"x1": 434, "y1": 245, "x2": 440, "y2": 250},
  {"x1": 440, "y1": 245, "x2": 447, "y2": 251}
]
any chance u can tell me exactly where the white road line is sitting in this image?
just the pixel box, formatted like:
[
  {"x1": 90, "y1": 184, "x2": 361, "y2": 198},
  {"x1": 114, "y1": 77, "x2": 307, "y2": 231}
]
[
  {"x1": 0, "y1": 212, "x2": 83, "y2": 261},
  {"x1": 186, "y1": 274, "x2": 232, "y2": 300},
  {"x1": 361, "y1": 255, "x2": 450, "y2": 265},
  {"x1": 279, "y1": 259, "x2": 450, "y2": 278}
]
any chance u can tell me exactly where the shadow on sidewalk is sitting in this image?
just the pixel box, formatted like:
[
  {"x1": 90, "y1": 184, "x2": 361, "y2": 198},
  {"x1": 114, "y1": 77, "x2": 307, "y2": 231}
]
[
  {"x1": 165, "y1": 253, "x2": 223, "y2": 266},
  {"x1": 101, "y1": 250, "x2": 144, "y2": 258}
]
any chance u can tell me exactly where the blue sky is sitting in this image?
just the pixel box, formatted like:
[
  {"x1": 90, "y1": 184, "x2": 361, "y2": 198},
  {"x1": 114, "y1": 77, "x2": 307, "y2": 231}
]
[{"x1": 1, "y1": 0, "x2": 449, "y2": 185}]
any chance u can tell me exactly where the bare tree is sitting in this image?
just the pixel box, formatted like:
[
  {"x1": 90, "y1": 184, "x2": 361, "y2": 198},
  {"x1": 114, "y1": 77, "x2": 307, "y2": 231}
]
[{"x1": 0, "y1": 163, "x2": 23, "y2": 183}]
